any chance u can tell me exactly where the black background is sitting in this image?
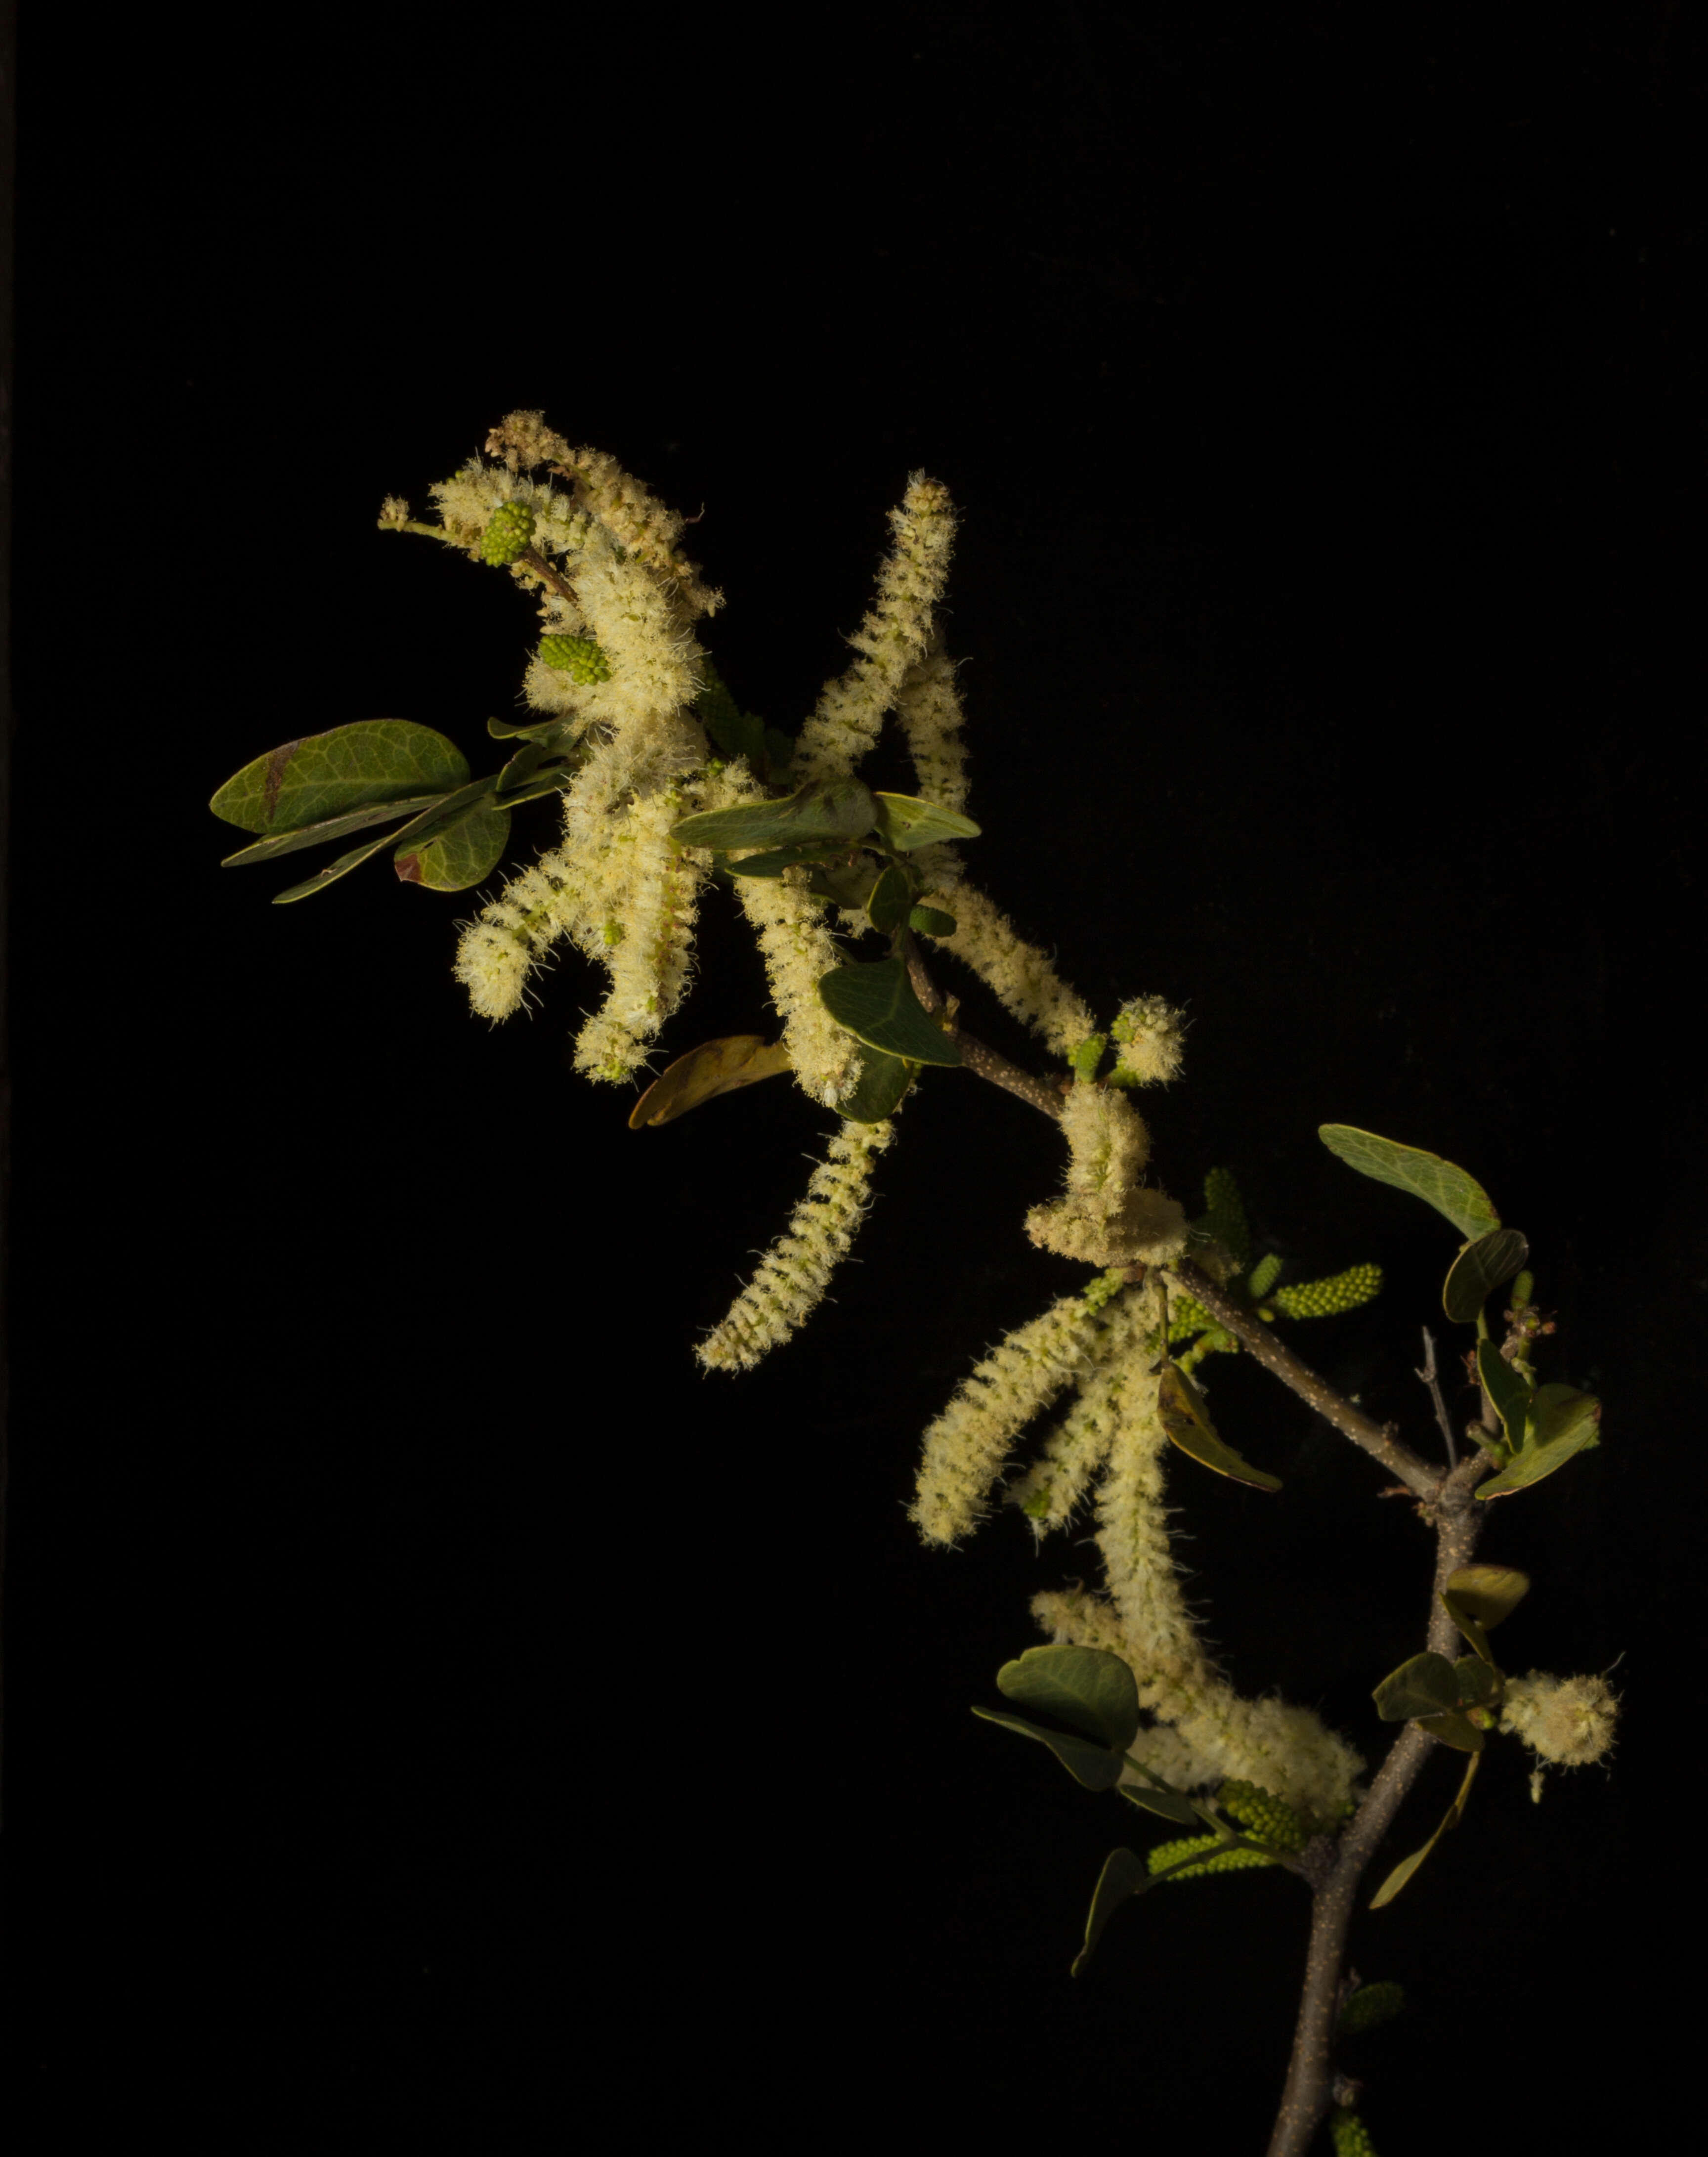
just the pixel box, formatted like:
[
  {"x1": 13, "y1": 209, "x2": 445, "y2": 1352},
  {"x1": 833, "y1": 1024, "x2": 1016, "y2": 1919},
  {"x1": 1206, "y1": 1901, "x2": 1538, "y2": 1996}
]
[{"x1": 5, "y1": 5, "x2": 1703, "y2": 2149}]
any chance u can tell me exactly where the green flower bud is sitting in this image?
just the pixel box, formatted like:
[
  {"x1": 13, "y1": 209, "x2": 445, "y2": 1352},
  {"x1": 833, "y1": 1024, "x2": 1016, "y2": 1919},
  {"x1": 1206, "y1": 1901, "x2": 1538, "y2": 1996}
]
[
  {"x1": 1329, "y1": 2110, "x2": 1378, "y2": 2157},
  {"x1": 1216, "y1": 1778, "x2": 1311, "y2": 1853},
  {"x1": 1147, "y1": 1832, "x2": 1276, "y2": 1881},
  {"x1": 481, "y1": 500, "x2": 537, "y2": 565},
  {"x1": 538, "y1": 632, "x2": 612, "y2": 684},
  {"x1": 1337, "y1": 1979, "x2": 1405, "y2": 2037},
  {"x1": 1271, "y1": 1262, "x2": 1382, "y2": 1320}
]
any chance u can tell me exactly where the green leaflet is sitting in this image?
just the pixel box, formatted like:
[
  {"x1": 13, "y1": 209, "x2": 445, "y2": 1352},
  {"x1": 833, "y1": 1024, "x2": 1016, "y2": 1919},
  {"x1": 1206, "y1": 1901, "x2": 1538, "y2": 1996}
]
[
  {"x1": 670, "y1": 777, "x2": 877, "y2": 853},
  {"x1": 1443, "y1": 1228, "x2": 1530, "y2": 1324},
  {"x1": 1157, "y1": 1361, "x2": 1282, "y2": 1492},
  {"x1": 869, "y1": 791, "x2": 982, "y2": 850},
  {"x1": 211, "y1": 719, "x2": 470, "y2": 835},
  {"x1": 396, "y1": 800, "x2": 511, "y2": 892},
  {"x1": 1318, "y1": 1125, "x2": 1500, "y2": 1241},
  {"x1": 816, "y1": 957, "x2": 961, "y2": 1066}
]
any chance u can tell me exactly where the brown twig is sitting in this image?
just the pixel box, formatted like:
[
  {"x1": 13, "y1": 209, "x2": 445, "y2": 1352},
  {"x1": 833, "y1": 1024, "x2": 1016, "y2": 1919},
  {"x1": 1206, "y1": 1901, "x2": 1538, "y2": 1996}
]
[{"x1": 1168, "y1": 1259, "x2": 1441, "y2": 1503}]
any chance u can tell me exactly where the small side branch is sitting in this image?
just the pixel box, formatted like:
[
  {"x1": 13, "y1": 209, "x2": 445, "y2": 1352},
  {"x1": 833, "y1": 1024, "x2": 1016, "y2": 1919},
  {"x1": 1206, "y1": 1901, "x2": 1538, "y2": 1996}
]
[{"x1": 1169, "y1": 1259, "x2": 1440, "y2": 1501}]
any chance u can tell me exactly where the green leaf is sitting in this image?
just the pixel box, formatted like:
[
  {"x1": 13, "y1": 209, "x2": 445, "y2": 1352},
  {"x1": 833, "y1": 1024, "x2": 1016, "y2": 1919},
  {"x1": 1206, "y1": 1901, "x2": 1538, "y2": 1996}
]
[
  {"x1": 396, "y1": 801, "x2": 510, "y2": 891},
  {"x1": 670, "y1": 777, "x2": 877, "y2": 852},
  {"x1": 1452, "y1": 1656, "x2": 1501, "y2": 1711},
  {"x1": 817, "y1": 957, "x2": 961, "y2": 1066},
  {"x1": 1156, "y1": 1362, "x2": 1282, "y2": 1492},
  {"x1": 993, "y1": 1644, "x2": 1141, "y2": 1750},
  {"x1": 720, "y1": 841, "x2": 861, "y2": 879},
  {"x1": 1443, "y1": 1229, "x2": 1531, "y2": 1324},
  {"x1": 211, "y1": 720, "x2": 470, "y2": 835},
  {"x1": 866, "y1": 862, "x2": 913, "y2": 934},
  {"x1": 269, "y1": 777, "x2": 498, "y2": 904},
  {"x1": 1475, "y1": 1384, "x2": 1602, "y2": 1501},
  {"x1": 1372, "y1": 1650, "x2": 1461, "y2": 1723},
  {"x1": 908, "y1": 905, "x2": 958, "y2": 937},
  {"x1": 870, "y1": 791, "x2": 982, "y2": 851},
  {"x1": 1113, "y1": 1771, "x2": 1204, "y2": 1828},
  {"x1": 835, "y1": 1048, "x2": 914, "y2": 1123},
  {"x1": 487, "y1": 711, "x2": 578, "y2": 742},
  {"x1": 1369, "y1": 1753, "x2": 1480, "y2": 1908},
  {"x1": 1441, "y1": 1564, "x2": 1530, "y2": 1661},
  {"x1": 628, "y1": 1036, "x2": 793, "y2": 1128},
  {"x1": 969, "y1": 1706, "x2": 1125, "y2": 1791},
  {"x1": 1412, "y1": 1709, "x2": 1485, "y2": 1753},
  {"x1": 218, "y1": 794, "x2": 448, "y2": 868},
  {"x1": 1476, "y1": 1338, "x2": 1533, "y2": 1449},
  {"x1": 1071, "y1": 1848, "x2": 1150, "y2": 1977},
  {"x1": 1317, "y1": 1126, "x2": 1501, "y2": 1240}
]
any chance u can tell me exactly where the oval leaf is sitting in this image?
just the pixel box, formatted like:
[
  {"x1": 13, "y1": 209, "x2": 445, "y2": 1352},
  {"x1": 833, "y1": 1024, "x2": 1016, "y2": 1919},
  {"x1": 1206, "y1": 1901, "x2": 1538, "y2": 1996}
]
[
  {"x1": 1071, "y1": 1848, "x2": 1151, "y2": 1978},
  {"x1": 870, "y1": 791, "x2": 982, "y2": 851},
  {"x1": 1443, "y1": 1564, "x2": 1530, "y2": 1632},
  {"x1": 1369, "y1": 1755, "x2": 1480, "y2": 1908},
  {"x1": 219, "y1": 794, "x2": 450, "y2": 869},
  {"x1": 969, "y1": 1706, "x2": 1125, "y2": 1792},
  {"x1": 1413, "y1": 1709, "x2": 1485, "y2": 1753},
  {"x1": 1475, "y1": 1387, "x2": 1602, "y2": 1501},
  {"x1": 994, "y1": 1644, "x2": 1141, "y2": 1750},
  {"x1": 1443, "y1": 1228, "x2": 1531, "y2": 1324},
  {"x1": 1156, "y1": 1362, "x2": 1282, "y2": 1492},
  {"x1": 1318, "y1": 1126, "x2": 1500, "y2": 1240},
  {"x1": 866, "y1": 862, "x2": 912, "y2": 934},
  {"x1": 1476, "y1": 1338, "x2": 1533, "y2": 1448},
  {"x1": 1372, "y1": 1650, "x2": 1461, "y2": 1723},
  {"x1": 817, "y1": 958, "x2": 961, "y2": 1066},
  {"x1": 397, "y1": 801, "x2": 510, "y2": 891},
  {"x1": 628, "y1": 1037, "x2": 793, "y2": 1129},
  {"x1": 211, "y1": 720, "x2": 470, "y2": 835},
  {"x1": 670, "y1": 777, "x2": 877, "y2": 852},
  {"x1": 835, "y1": 1047, "x2": 914, "y2": 1124}
]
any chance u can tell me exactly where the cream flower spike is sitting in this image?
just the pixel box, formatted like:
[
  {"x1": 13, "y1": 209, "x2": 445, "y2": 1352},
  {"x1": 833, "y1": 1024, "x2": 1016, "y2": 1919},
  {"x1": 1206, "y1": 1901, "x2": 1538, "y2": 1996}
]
[
  {"x1": 697, "y1": 1120, "x2": 897, "y2": 1372},
  {"x1": 909, "y1": 1289, "x2": 1110, "y2": 1548},
  {"x1": 1025, "y1": 1079, "x2": 1189, "y2": 1268},
  {"x1": 791, "y1": 474, "x2": 958, "y2": 785},
  {"x1": 915, "y1": 878, "x2": 1098, "y2": 1059}
]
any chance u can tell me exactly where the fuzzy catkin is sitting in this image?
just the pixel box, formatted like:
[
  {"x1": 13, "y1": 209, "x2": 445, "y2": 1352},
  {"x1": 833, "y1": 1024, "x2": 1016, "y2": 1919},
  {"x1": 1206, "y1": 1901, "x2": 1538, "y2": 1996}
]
[
  {"x1": 791, "y1": 474, "x2": 958, "y2": 785},
  {"x1": 916, "y1": 876, "x2": 1098, "y2": 1059},
  {"x1": 1002, "y1": 1285, "x2": 1156, "y2": 1537},
  {"x1": 696, "y1": 1120, "x2": 896, "y2": 1372},
  {"x1": 909, "y1": 1291, "x2": 1110, "y2": 1548}
]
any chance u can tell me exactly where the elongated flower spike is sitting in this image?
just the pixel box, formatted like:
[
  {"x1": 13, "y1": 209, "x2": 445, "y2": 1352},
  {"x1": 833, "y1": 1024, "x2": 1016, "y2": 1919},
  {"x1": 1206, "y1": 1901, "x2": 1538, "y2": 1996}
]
[{"x1": 696, "y1": 1120, "x2": 897, "y2": 1372}]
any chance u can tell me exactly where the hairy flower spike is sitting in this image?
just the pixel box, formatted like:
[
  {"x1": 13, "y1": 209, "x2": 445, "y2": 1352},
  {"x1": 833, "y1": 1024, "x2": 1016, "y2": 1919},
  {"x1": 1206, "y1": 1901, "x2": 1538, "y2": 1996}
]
[
  {"x1": 696, "y1": 1120, "x2": 896, "y2": 1371},
  {"x1": 1027, "y1": 1279, "x2": 1367, "y2": 1820},
  {"x1": 910, "y1": 1290, "x2": 1112, "y2": 1547},
  {"x1": 1025, "y1": 1080, "x2": 1188, "y2": 1267},
  {"x1": 1107, "y1": 993, "x2": 1187, "y2": 1087},
  {"x1": 791, "y1": 474, "x2": 958, "y2": 784},
  {"x1": 1497, "y1": 1671, "x2": 1621, "y2": 1769},
  {"x1": 917, "y1": 877, "x2": 1098, "y2": 1057}
]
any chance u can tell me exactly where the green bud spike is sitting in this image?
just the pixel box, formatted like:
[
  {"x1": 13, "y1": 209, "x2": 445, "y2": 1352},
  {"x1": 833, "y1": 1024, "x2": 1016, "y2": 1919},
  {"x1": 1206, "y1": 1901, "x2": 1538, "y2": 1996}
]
[
  {"x1": 1198, "y1": 1167, "x2": 1251, "y2": 1270},
  {"x1": 1068, "y1": 1034, "x2": 1109, "y2": 1081},
  {"x1": 1246, "y1": 1251, "x2": 1282, "y2": 1298},
  {"x1": 481, "y1": 500, "x2": 537, "y2": 565},
  {"x1": 1329, "y1": 2110, "x2": 1379, "y2": 2157},
  {"x1": 1146, "y1": 1832, "x2": 1277, "y2": 1881},
  {"x1": 1215, "y1": 1779, "x2": 1312, "y2": 1854},
  {"x1": 1337, "y1": 1979, "x2": 1405, "y2": 2037},
  {"x1": 1270, "y1": 1263, "x2": 1382, "y2": 1319},
  {"x1": 538, "y1": 633, "x2": 611, "y2": 684}
]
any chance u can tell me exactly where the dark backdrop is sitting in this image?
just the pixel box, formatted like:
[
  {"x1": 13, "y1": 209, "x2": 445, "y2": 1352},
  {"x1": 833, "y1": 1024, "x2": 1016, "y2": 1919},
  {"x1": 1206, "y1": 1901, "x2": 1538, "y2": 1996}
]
[{"x1": 5, "y1": 6, "x2": 1702, "y2": 2149}]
